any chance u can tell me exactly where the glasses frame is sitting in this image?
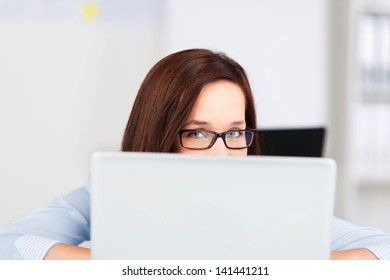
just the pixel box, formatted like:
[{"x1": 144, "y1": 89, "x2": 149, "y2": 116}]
[{"x1": 178, "y1": 128, "x2": 256, "y2": 150}]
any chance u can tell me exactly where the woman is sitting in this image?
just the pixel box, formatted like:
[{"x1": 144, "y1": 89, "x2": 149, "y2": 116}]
[{"x1": 0, "y1": 49, "x2": 389, "y2": 260}]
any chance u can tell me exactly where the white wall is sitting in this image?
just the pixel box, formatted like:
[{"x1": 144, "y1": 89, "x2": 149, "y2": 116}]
[
  {"x1": 0, "y1": 13, "x2": 162, "y2": 226},
  {"x1": 163, "y1": 0, "x2": 329, "y2": 129}
]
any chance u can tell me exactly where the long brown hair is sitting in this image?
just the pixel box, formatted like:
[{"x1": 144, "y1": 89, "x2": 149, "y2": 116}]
[{"x1": 122, "y1": 48, "x2": 260, "y2": 155}]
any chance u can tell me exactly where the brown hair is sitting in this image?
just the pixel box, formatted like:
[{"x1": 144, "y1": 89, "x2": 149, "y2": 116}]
[{"x1": 122, "y1": 48, "x2": 260, "y2": 155}]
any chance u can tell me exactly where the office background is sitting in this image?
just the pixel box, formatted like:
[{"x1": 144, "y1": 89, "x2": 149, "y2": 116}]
[{"x1": 0, "y1": 0, "x2": 389, "y2": 232}]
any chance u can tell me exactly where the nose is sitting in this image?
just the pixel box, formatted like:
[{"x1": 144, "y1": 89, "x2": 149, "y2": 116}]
[{"x1": 207, "y1": 137, "x2": 230, "y2": 155}]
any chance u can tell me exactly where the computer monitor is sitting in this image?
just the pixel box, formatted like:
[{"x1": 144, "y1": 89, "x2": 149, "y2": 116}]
[{"x1": 258, "y1": 127, "x2": 325, "y2": 157}]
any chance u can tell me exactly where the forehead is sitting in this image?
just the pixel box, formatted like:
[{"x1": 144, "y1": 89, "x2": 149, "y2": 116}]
[{"x1": 186, "y1": 80, "x2": 246, "y2": 125}]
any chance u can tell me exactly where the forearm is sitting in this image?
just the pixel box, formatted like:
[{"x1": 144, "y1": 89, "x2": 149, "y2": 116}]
[
  {"x1": 331, "y1": 248, "x2": 378, "y2": 260},
  {"x1": 44, "y1": 243, "x2": 90, "y2": 260}
]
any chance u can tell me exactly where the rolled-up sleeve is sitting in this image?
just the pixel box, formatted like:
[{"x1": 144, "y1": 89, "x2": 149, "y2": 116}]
[
  {"x1": 0, "y1": 185, "x2": 90, "y2": 260},
  {"x1": 331, "y1": 216, "x2": 390, "y2": 259}
]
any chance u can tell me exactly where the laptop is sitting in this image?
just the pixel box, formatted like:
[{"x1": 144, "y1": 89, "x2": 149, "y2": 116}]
[{"x1": 90, "y1": 152, "x2": 336, "y2": 260}]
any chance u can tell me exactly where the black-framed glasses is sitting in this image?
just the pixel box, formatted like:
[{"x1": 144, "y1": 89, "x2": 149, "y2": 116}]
[{"x1": 178, "y1": 128, "x2": 256, "y2": 150}]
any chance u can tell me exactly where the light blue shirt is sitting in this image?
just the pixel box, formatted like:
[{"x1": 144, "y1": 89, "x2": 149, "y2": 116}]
[{"x1": 1, "y1": 184, "x2": 390, "y2": 259}]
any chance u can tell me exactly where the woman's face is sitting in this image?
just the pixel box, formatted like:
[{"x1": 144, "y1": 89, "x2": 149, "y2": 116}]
[{"x1": 176, "y1": 80, "x2": 248, "y2": 156}]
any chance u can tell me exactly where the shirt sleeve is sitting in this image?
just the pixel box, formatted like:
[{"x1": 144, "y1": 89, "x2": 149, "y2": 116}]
[
  {"x1": 0, "y1": 185, "x2": 90, "y2": 260},
  {"x1": 331, "y1": 216, "x2": 390, "y2": 259}
]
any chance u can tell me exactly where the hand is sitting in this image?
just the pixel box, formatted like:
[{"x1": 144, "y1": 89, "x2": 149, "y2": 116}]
[
  {"x1": 44, "y1": 243, "x2": 91, "y2": 260},
  {"x1": 331, "y1": 248, "x2": 378, "y2": 260}
]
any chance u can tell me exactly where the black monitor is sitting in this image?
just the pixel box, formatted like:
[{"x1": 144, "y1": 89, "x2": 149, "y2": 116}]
[{"x1": 258, "y1": 127, "x2": 325, "y2": 157}]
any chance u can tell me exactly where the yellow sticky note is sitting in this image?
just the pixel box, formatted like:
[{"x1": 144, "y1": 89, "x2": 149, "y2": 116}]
[{"x1": 82, "y1": 3, "x2": 99, "y2": 21}]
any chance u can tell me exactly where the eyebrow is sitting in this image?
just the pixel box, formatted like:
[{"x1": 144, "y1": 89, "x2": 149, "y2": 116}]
[{"x1": 183, "y1": 120, "x2": 246, "y2": 126}]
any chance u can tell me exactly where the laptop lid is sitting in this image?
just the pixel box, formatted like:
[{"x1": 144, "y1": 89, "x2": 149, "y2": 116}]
[{"x1": 91, "y1": 152, "x2": 336, "y2": 259}]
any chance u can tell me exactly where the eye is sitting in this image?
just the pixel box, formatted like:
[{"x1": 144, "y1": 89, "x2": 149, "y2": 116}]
[
  {"x1": 225, "y1": 130, "x2": 242, "y2": 138},
  {"x1": 185, "y1": 130, "x2": 208, "y2": 139}
]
